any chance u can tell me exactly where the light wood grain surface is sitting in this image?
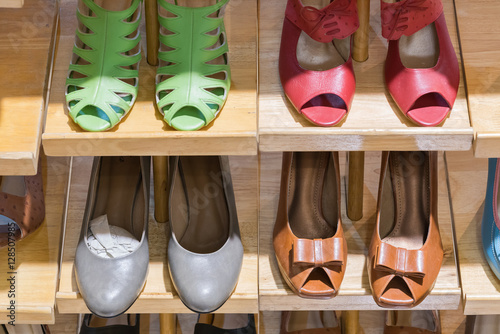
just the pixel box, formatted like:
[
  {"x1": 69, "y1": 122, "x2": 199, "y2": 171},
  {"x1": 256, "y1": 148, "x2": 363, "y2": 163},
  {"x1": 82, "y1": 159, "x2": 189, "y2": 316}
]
[
  {"x1": 259, "y1": 151, "x2": 461, "y2": 311},
  {"x1": 0, "y1": 155, "x2": 70, "y2": 324},
  {"x1": 454, "y1": 0, "x2": 500, "y2": 158},
  {"x1": 0, "y1": 0, "x2": 23, "y2": 8},
  {"x1": 258, "y1": 0, "x2": 472, "y2": 152},
  {"x1": 445, "y1": 150, "x2": 500, "y2": 315},
  {"x1": 43, "y1": 0, "x2": 257, "y2": 157},
  {"x1": 57, "y1": 156, "x2": 258, "y2": 314},
  {"x1": 0, "y1": 0, "x2": 57, "y2": 174}
]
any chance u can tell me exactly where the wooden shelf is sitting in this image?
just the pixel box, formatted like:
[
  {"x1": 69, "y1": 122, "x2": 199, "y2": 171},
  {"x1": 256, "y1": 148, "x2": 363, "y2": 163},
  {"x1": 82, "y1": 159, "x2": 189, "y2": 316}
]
[
  {"x1": 454, "y1": 0, "x2": 500, "y2": 158},
  {"x1": 446, "y1": 150, "x2": 500, "y2": 315},
  {"x1": 56, "y1": 156, "x2": 258, "y2": 314},
  {"x1": 258, "y1": 0, "x2": 472, "y2": 152},
  {"x1": 0, "y1": 0, "x2": 23, "y2": 8},
  {"x1": 0, "y1": 156, "x2": 70, "y2": 324},
  {"x1": 42, "y1": 0, "x2": 257, "y2": 157},
  {"x1": 259, "y1": 151, "x2": 461, "y2": 311},
  {"x1": 0, "y1": 0, "x2": 57, "y2": 175}
]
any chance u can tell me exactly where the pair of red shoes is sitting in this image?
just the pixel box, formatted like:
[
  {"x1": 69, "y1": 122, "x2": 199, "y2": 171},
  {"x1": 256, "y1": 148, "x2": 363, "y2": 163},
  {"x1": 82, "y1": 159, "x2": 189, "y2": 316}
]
[{"x1": 279, "y1": 0, "x2": 460, "y2": 127}]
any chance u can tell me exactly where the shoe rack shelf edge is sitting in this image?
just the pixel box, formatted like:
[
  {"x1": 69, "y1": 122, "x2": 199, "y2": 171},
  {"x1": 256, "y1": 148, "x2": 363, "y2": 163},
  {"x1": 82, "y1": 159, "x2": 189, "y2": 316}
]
[
  {"x1": 454, "y1": 0, "x2": 500, "y2": 158},
  {"x1": 258, "y1": 0, "x2": 472, "y2": 153},
  {"x1": 56, "y1": 156, "x2": 259, "y2": 315},
  {"x1": 0, "y1": 156, "x2": 70, "y2": 324},
  {"x1": 258, "y1": 152, "x2": 461, "y2": 311},
  {"x1": 0, "y1": 0, "x2": 57, "y2": 175},
  {"x1": 41, "y1": 0, "x2": 258, "y2": 157},
  {"x1": 446, "y1": 150, "x2": 500, "y2": 315}
]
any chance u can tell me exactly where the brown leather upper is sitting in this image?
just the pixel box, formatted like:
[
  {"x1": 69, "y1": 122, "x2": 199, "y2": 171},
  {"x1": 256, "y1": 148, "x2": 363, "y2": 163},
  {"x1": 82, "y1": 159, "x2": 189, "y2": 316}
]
[
  {"x1": 384, "y1": 310, "x2": 441, "y2": 334},
  {"x1": 368, "y1": 152, "x2": 443, "y2": 308},
  {"x1": 0, "y1": 159, "x2": 45, "y2": 247},
  {"x1": 273, "y1": 152, "x2": 347, "y2": 298},
  {"x1": 280, "y1": 312, "x2": 341, "y2": 334}
]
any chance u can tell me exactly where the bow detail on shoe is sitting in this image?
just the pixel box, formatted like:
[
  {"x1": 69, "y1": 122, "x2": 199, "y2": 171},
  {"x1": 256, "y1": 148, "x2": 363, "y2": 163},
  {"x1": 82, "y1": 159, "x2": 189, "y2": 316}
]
[
  {"x1": 381, "y1": 0, "x2": 443, "y2": 40},
  {"x1": 286, "y1": 0, "x2": 359, "y2": 42},
  {"x1": 293, "y1": 237, "x2": 344, "y2": 268},
  {"x1": 374, "y1": 242, "x2": 426, "y2": 279}
]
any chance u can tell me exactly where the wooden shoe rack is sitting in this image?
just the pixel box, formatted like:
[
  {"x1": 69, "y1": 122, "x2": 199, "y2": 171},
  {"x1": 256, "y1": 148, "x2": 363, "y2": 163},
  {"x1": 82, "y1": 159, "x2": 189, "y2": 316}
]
[{"x1": 2, "y1": 0, "x2": 500, "y2": 331}]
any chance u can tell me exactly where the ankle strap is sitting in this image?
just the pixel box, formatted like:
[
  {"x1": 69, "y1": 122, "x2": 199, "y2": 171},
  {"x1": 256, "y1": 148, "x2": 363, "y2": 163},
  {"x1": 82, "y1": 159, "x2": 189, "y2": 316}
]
[{"x1": 285, "y1": 0, "x2": 359, "y2": 42}]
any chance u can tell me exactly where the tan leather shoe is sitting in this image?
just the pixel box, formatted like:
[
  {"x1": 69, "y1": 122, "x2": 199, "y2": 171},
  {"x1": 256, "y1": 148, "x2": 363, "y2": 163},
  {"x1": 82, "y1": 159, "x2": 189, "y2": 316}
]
[
  {"x1": 368, "y1": 151, "x2": 443, "y2": 308},
  {"x1": 384, "y1": 310, "x2": 441, "y2": 334},
  {"x1": 281, "y1": 311, "x2": 341, "y2": 334},
  {"x1": 273, "y1": 152, "x2": 347, "y2": 298}
]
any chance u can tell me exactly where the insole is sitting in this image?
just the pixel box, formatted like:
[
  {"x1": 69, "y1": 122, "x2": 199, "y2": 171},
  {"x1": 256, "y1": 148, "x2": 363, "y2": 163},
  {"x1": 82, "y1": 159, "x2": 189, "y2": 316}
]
[
  {"x1": 288, "y1": 152, "x2": 337, "y2": 239},
  {"x1": 287, "y1": 311, "x2": 338, "y2": 332},
  {"x1": 0, "y1": 176, "x2": 26, "y2": 197},
  {"x1": 474, "y1": 315, "x2": 500, "y2": 334},
  {"x1": 296, "y1": 0, "x2": 349, "y2": 71},
  {"x1": 383, "y1": 0, "x2": 439, "y2": 69},
  {"x1": 383, "y1": 152, "x2": 429, "y2": 250},
  {"x1": 174, "y1": 156, "x2": 229, "y2": 254},
  {"x1": 0, "y1": 176, "x2": 26, "y2": 241},
  {"x1": 387, "y1": 310, "x2": 436, "y2": 331},
  {"x1": 92, "y1": 157, "x2": 144, "y2": 240}
]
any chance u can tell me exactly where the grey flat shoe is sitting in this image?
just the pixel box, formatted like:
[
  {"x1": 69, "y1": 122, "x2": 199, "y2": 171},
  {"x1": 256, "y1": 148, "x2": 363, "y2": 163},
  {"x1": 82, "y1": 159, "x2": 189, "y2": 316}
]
[
  {"x1": 168, "y1": 156, "x2": 243, "y2": 313},
  {"x1": 75, "y1": 156, "x2": 150, "y2": 318}
]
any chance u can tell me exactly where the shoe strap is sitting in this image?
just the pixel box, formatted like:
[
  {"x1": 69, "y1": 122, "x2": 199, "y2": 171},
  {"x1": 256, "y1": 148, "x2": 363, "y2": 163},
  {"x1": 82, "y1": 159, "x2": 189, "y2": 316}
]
[
  {"x1": 381, "y1": 0, "x2": 443, "y2": 40},
  {"x1": 285, "y1": 0, "x2": 359, "y2": 43}
]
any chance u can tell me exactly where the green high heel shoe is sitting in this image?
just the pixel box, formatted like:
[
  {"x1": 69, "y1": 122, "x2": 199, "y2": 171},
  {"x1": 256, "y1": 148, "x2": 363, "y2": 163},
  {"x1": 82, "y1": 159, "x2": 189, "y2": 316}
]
[
  {"x1": 156, "y1": 0, "x2": 231, "y2": 131},
  {"x1": 65, "y1": 0, "x2": 142, "y2": 132}
]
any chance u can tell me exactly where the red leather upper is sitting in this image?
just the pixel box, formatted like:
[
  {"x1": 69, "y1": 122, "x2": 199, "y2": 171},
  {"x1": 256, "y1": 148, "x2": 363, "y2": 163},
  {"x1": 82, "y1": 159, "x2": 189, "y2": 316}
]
[
  {"x1": 279, "y1": 0, "x2": 358, "y2": 126},
  {"x1": 381, "y1": 0, "x2": 443, "y2": 40},
  {"x1": 384, "y1": 13, "x2": 459, "y2": 126},
  {"x1": 285, "y1": 0, "x2": 359, "y2": 42}
]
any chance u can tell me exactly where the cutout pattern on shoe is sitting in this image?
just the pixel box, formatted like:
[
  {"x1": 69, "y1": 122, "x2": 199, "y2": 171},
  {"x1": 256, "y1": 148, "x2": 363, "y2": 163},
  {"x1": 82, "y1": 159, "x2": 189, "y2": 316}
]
[
  {"x1": 65, "y1": 0, "x2": 142, "y2": 132},
  {"x1": 156, "y1": 0, "x2": 231, "y2": 131}
]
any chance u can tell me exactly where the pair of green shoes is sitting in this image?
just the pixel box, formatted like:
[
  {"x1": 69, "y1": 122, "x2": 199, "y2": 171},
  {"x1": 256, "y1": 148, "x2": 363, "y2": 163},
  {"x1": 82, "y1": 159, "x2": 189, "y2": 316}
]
[{"x1": 65, "y1": 0, "x2": 231, "y2": 132}]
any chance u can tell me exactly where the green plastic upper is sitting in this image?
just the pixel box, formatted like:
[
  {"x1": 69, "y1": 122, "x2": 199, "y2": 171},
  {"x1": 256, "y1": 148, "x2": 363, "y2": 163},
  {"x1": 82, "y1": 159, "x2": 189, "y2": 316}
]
[
  {"x1": 65, "y1": 0, "x2": 142, "y2": 132},
  {"x1": 156, "y1": 0, "x2": 231, "y2": 131}
]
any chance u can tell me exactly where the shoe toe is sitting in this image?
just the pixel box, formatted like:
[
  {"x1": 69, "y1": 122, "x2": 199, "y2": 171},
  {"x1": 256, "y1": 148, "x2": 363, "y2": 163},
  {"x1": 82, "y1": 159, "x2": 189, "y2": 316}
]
[
  {"x1": 379, "y1": 289, "x2": 415, "y2": 307},
  {"x1": 301, "y1": 106, "x2": 346, "y2": 126},
  {"x1": 407, "y1": 106, "x2": 450, "y2": 127},
  {"x1": 170, "y1": 106, "x2": 206, "y2": 131},
  {"x1": 74, "y1": 105, "x2": 114, "y2": 132}
]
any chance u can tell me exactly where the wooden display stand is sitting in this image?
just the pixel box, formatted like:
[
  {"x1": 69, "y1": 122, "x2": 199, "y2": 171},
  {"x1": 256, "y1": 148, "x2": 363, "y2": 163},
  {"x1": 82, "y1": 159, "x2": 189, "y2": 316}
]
[
  {"x1": 259, "y1": 152, "x2": 461, "y2": 311},
  {"x1": 0, "y1": 0, "x2": 57, "y2": 175},
  {"x1": 258, "y1": 0, "x2": 471, "y2": 153},
  {"x1": 0, "y1": 156, "x2": 70, "y2": 324},
  {"x1": 56, "y1": 156, "x2": 258, "y2": 314},
  {"x1": 42, "y1": 0, "x2": 257, "y2": 157},
  {"x1": 445, "y1": 150, "x2": 500, "y2": 315},
  {"x1": 454, "y1": 0, "x2": 500, "y2": 158}
]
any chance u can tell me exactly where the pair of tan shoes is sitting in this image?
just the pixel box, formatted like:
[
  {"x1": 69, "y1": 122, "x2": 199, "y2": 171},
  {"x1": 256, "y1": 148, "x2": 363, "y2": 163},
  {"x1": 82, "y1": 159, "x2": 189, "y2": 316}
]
[{"x1": 273, "y1": 151, "x2": 443, "y2": 308}]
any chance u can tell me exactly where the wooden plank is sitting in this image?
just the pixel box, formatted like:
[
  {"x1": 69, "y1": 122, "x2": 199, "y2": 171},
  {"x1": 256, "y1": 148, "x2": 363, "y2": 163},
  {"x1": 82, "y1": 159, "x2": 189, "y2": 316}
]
[
  {"x1": 445, "y1": 150, "x2": 500, "y2": 315},
  {"x1": 0, "y1": 0, "x2": 57, "y2": 174},
  {"x1": 259, "y1": 152, "x2": 461, "y2": 311},
  {"x1": 0, "y1": 156, "x2": 70, "y2": 324},
  {"x1": 57, "y1": 156, "x2": 258, "y2": 314},
  {"x1": 454, "y1": 0, "x2": 500, "y2": 158},
  {"x1": 42, "y1": 0, "x2": 257, "y2": 157},
  {"x1": 258, "y1": 0, "x2": 472, "y2": 152},
  {"x1": 0, "y1": 0, "x2": 23, "y2": 8}
]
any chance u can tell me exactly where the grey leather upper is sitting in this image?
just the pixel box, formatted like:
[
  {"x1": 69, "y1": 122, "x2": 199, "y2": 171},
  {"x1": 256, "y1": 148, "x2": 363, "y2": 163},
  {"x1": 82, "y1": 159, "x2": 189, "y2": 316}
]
[
  {"x1": 75, "y1": 156, "x2": 150, "y2": 318},
  {"x1": 167, "y1": 156, "x2": 243, "y2": 313}
]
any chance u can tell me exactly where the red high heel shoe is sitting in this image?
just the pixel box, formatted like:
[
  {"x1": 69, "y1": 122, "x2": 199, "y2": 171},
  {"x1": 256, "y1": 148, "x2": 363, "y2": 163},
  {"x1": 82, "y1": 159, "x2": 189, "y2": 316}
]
[
  {"x1": 279, "y1": 0, "x2": 359, "y2": 127},
  {"x1": 382, "y1": 0, "x2": 459, "y2": 127}
]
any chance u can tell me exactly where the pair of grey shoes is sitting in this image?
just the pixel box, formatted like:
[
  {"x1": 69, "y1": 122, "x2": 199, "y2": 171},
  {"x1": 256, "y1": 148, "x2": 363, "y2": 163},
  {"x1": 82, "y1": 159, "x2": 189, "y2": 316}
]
[{"x1": 75, "y1": 156, "x2": 243, "y2": 317}]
